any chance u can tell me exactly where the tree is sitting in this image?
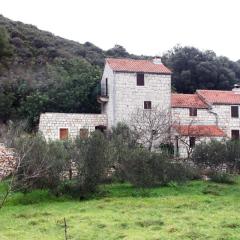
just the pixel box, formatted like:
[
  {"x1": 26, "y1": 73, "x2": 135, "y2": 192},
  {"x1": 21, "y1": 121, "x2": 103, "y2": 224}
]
[
  {"x1": 0, "y1": 26, "x2": 12, "y2": 59},
  {"x1": 130, "y1": 107, "x2": 171, "y2": 151},
  {"x1": 162, "y1": 45, "x2": 239, "y2": 93},
  {"x1": 46, "y1": 58, "x2": 102, "y2": 114}
]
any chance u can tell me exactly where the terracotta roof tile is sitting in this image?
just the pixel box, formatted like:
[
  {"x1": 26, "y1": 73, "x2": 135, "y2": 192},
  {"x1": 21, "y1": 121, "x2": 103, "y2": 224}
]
[
  {"x1": 171, "y1": 94, "x2": 208, "y2": 108},
  {"x1": 173, "y1": 125, "x2": 226, "y2": 137},
  {"x1": 197, "y1": 90, "x2": 240, "y2": 105},
  {"x1": 106, "y1": 58, "x2": 171, "y2": 74}
]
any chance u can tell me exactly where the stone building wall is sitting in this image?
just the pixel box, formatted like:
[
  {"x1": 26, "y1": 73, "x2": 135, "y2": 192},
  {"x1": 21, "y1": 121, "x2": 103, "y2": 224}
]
[
  {"x1": 39, "y1": 113, "x2": 107, "y2": 140},
  {"x1": 211, "y1": 104, "x2": 240, "y2": 138},
  {"x1": 171, "y1": 108, "x2": 217, "y2": 126},
  {"x1": 114, "y1": 73, "x2": 171, "y2": 125},
  {"x1": 101, "y1": 63, "x2": 114, "y2": 127}
]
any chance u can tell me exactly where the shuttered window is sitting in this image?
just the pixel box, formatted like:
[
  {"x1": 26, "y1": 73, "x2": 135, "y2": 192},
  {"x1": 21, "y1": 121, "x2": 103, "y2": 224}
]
[
  {"x1": 189, "y1": 137, "x2": 196, "y2": 148},
  {"x1": 144, "y1": 101, "x2": 151, "y2": 109},
  {"x1": 189, "y1": 108, "x2": 197, "y2": 116},
  {"x1": 59, "y1": 128, "x2": 68, "y2": 140},
  {"x1": 137, "y1": 73, "x2": 144, "y2": 86},
  {"x1": 231, "y1": 130, "x2": 240, "y2": 140},
  {"x1": 231, "y1": 106, "x2": 239, "y2": 118},
  {"x1": 80, "y1": 128, "x2": 89, "y2": 139}
]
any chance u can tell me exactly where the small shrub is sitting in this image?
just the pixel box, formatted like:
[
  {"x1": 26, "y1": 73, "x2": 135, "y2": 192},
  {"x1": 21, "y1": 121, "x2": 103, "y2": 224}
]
[{"x1": 210, "y1": 173, "x2": 236, "y2": 185}]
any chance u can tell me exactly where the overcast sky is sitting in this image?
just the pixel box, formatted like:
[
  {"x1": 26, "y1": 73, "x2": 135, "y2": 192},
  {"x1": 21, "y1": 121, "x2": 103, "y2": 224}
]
[{"x1": 1, "y1": 0, "x2": 240, "y2": 61}]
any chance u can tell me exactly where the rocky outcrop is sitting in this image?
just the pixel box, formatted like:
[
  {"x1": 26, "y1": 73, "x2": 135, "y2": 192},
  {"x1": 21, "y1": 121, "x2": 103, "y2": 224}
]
[{"x1": 0, "y1": 144, "x2": 16, "y2": 181}]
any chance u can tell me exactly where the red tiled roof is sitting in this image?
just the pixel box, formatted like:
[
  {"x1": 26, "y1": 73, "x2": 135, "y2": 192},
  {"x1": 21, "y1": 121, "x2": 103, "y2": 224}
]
[
  {"x1": 173, "y1": 125, "x2": 226, "y2": 137},
  {"x1": 197, "y1": 90, "x2": 240, "y2": 105},
  {"x1": 171, "y1": 94, "x2": 208, "y2": 108},
  {"x1": 106, "y1": 58, "x2": 172, "y2": 74}
]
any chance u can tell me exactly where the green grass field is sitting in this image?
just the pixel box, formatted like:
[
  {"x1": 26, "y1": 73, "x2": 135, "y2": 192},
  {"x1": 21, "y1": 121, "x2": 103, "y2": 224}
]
[{"x1": 0, "y1": 179, "x2": 240, "y2": 240}]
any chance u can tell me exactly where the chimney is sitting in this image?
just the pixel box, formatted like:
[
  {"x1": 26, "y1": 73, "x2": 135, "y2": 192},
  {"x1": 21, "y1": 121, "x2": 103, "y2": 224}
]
[
  {"x1": 232, "y1": 84, "x2": 240, "y2": 94},
  {"x1": 153, "y1": 56, "x2": 162, "y2": 64}
]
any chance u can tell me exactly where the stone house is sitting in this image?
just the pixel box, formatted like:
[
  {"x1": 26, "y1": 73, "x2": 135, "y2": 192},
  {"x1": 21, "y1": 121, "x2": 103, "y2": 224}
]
[
  {"x1": 172, "y1": 86, "x2": 240, "y2": 157},
  {"x1": 39, "y1": 58, "x2": 240, "y2": 157},
  {"x1": 98, "y1": 57, "x2": 172, "y2": 127}
]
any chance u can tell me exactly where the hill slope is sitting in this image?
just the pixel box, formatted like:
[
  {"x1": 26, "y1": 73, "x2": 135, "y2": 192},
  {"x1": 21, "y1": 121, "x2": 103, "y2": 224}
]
[{"x1": 0, "y1": 15, "x2": 145, "y2": 127}]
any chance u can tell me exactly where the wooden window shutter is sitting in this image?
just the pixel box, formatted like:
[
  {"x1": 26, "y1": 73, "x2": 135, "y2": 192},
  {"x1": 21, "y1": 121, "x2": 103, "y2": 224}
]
[
  {"x1": 80, "y1": 128, "x2": 89, "y2": 139},
  {"x1": 60, "y1": 128, "x2": 68, "y2": 140},
  {"x1": 144, "y1": 101, "x2": 151, "y2": 109},
  {"x1": 231, "y1": 106, "x2": 239, "y2": 118},
  {"x1": 189, "y1": 108, "x2": 197, "y2": 116},
  {"x1": 189, "y1": 137, "x2": 196, "y2": 148},
  {"x1": 137, "y1": 73, "x2": 144, "y2": 86},
  {"x1": 231, "y1": 130, "x2": 239, "y2": 140}
]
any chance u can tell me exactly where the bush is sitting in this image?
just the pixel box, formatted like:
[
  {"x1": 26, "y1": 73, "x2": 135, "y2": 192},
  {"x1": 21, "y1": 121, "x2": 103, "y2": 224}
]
[
  {"x1": 70, "y1": 131, "x2": 110, "y2": 198},
  {"x1": 121, "y1": 147, "x2": 192, "y2": 188},
  {"x1": 192, "y1": 140, "x2": 240, "y2": 173},
  {"x1": 192, "y1": 140, "x2": 227, "y2": 170},
  {"x1": 209, "y1": 173, "x2": 236, "y2": 185},
  {"x1": 13, "y1": 134, "x2": 70, "y2": 192}
]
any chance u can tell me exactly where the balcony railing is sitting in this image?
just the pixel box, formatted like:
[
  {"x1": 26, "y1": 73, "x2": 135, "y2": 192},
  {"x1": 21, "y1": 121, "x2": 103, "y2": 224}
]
[{"x1": 97, "y1": 83, "x2": 109, "y2": 103}]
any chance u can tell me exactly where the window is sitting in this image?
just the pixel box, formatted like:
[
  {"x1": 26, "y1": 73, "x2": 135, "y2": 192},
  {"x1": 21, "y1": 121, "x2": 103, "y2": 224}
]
[
  {"x1": 189, "y1": 108, "x2": 197, "y2": 116},
  {"x1": 144, "y1": 101, "x2": 151, "y2": 109},
  {"x1": 105, "y1": 78, "x2": 108, "y2": 96},
  {"x1": 80, "y1": 128, "x2": 89, "y2": 139},
  {"x1": 231, "y1": 106, "x2": 239, "y2": 118},
  {"x1": 231, "y1": 130, "x2": 239, "y2": 140},
  {"x1": 59, "y1": 128, "x2": 68, "y2": 140},
  {"x1": 137, "y1": 73, "x2": 144, "y2": 86},
  {"x1": 189, "y1": 137, "x2": 196, "y2": 148}
]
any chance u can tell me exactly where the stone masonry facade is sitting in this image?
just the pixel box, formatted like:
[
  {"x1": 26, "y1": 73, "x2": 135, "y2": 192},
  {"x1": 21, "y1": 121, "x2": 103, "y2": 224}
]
[{"x1": 39, "y1": 113, "x2": 107, "y2": 140}]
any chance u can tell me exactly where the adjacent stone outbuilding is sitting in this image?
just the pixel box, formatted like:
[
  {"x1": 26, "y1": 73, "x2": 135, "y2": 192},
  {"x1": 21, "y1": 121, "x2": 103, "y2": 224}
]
[{"x1": 39, "y1": 113, "x2": 107, "y2": 141}]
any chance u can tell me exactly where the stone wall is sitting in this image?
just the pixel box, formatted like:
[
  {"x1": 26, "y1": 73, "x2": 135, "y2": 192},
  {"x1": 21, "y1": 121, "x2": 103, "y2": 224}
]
[
  {"x1": 114, "y1": 73, "x2": 171, "y2": 126},
  {"x1": 171, "y1": 107, "x2": 217, "y2": 126},
  {"x1": 39, "y1": 113, "x2": 107, "y2": 140},
  {"x1": 0, "y1": 145, "x2": 16, "y2": 181},
  {"x1": 211, "y1": 104, "x2": 240, "y2": 138}
]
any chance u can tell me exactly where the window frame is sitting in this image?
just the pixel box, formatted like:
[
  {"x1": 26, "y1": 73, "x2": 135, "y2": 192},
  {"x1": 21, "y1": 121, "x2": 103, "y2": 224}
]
[
  {"x1": 231, "y1": 106, "x2": 239, "y2": 118},
  {"x1": 231, "y1": 130, "x2": 240, "y2": 140},
  {"x1": 144, "y1": 101, "x2": 152, "y2": 110},
  {"x1": 137, "y1": 73, "x2": 144, "y2": 86},
  {"x1": 189, "y1": 108, "x2": 197, "y2": 117},
  {"x1": 189, "y1": 136, "x2": 196, "y2": 148},
  {"x1": 59, "y1": 128, "x2": 69, "y2": 140},
  {"x1": 80, "y1": 128, "x2": 89, "y2": 140}
]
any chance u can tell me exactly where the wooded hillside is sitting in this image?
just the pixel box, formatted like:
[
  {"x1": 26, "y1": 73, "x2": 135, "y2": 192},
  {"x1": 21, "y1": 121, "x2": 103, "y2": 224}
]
[{"x1": 0, "y1": 15, "x2": 240, "y2": 128}]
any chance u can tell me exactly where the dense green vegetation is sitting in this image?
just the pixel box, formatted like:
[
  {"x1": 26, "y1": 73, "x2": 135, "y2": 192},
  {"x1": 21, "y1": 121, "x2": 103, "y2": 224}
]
[
  {"x1": 0, "y1": 15, "x2": 240, "y2": 127},
  {"x1": 0, "y1": 179, "x2": 240, "y2": 240},
  {"x1": 162, "y1": 45, "x2": 240, "y2": 93},
  {"x1": 0, "y1": 15, "x2": 144, "y2": 128}
]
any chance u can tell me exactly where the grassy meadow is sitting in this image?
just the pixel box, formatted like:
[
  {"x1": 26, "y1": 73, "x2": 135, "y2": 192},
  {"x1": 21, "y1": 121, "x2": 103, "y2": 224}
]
[{"x1": 0, "y1": 179, "x2": 240, "y2": 240}]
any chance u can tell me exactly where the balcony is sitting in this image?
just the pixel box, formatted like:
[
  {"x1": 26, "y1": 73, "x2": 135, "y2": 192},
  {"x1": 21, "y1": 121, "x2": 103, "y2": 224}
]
[
  {"x1": 97, "y1": 83, "x2": 109, "y2": 103},
  {"x1": 97, "y1": 95, "x2": 109, "y2": 103}
]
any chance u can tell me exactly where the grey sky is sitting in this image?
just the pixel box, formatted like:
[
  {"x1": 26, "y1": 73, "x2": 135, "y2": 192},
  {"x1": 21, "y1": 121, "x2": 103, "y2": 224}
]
[{"x1": 1, "y1": 0, "x2": 240, "y2": 61}]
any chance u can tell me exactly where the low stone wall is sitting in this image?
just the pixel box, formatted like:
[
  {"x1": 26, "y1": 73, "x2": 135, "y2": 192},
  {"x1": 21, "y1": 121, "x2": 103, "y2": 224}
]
[{"x1": 0, "y1": 144, "x2": 16, "y2": 181}]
